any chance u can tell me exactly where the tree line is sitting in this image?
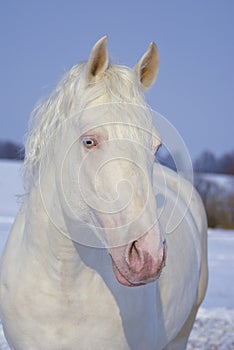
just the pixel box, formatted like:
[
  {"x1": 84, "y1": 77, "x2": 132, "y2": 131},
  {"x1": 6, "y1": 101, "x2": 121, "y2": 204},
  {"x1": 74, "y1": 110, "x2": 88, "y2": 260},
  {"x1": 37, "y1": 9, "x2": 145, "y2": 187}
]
[
  {"x1": 1, "y1": 141, "x2": 234, "y2": 228},
  {"x1": 1, "y1": 140, "x2": 233, "y2": 176},
  {"x1": 156, "y1": 147, "x2": 234, "y2": 229},
  {"x1": 193, "y1": 150, "x2": 234, "y2": 175},
  {"x1": 0, "y1": 140, "x2": 24, "y2": 161},
  {"x1": 193, "y1": 151, "x2": 234, "y2": 229}
]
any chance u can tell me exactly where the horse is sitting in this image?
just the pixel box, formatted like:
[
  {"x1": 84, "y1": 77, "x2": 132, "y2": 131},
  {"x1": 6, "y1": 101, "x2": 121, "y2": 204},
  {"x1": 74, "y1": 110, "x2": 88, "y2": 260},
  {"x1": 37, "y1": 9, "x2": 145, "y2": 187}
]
[{"x1": 0, "y1": 36, "x2": 208, "y2": 350}]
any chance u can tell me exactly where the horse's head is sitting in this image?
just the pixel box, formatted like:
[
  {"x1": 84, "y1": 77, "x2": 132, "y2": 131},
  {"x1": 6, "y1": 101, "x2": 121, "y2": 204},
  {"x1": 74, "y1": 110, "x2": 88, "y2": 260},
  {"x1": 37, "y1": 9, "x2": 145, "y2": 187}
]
[
  {"x1": 69, "y1": 37, "x2": 166, "y2": 286},
  {"x1": 30, "y1": 37, "x2": 166, "y2": 287}
]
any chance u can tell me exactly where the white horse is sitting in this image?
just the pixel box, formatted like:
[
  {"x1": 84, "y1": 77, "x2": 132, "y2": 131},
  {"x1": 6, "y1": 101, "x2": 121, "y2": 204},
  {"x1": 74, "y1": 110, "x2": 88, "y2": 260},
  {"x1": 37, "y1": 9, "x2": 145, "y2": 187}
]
[{"x1": 0, "y1": 37, "x2": 208, "y2": 350}]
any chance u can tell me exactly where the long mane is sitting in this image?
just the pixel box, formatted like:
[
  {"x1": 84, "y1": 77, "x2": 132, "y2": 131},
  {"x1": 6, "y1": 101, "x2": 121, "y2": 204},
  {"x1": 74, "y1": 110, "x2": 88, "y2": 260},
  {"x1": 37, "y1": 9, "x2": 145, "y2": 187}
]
[{"x1": 22, "y1": 62, "x2": 149, "y2": 192}]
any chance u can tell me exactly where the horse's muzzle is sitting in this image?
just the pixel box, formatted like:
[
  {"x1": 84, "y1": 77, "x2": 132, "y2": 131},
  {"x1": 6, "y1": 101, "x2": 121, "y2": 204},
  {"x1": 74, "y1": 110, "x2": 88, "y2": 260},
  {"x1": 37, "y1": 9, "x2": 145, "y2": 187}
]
[{"x1": 110, "y1": 236, "x2": 166, "y2": 287}]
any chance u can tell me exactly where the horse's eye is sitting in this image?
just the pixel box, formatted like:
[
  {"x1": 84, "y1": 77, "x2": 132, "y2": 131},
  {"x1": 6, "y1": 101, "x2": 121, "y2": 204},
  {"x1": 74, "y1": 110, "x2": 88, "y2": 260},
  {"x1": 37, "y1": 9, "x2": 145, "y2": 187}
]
[{"x1": 82, "y1": 137, "x2": 97, "y2": 149}]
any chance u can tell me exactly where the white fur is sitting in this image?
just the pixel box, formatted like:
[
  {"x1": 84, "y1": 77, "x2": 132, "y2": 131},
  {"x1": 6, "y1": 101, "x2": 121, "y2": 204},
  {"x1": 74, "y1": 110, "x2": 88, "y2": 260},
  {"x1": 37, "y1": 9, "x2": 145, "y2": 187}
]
[{"x1": 0, "y1": 38, "x2": 208, "y2": 350}]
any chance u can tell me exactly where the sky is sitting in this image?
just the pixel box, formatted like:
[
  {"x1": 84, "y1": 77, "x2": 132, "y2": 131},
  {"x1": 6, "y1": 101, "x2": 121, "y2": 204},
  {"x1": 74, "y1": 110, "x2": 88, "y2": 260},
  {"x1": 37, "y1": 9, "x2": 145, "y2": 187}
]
[{"x1": 0, "y1": 0, "x2": 233, "y2": 160}]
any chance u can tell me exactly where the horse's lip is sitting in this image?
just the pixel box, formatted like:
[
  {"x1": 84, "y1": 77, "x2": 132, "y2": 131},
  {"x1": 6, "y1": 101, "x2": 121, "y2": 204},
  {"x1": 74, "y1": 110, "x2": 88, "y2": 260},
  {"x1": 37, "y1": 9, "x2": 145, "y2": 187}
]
[{"x1": 110, "y1": 255, "x2": 145, "y2": 287}]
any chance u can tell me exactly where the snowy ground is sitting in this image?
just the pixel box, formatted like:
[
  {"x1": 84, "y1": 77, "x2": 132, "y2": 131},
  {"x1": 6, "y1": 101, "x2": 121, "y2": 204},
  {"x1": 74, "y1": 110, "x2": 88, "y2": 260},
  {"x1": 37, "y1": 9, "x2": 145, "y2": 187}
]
[
  {"x1": 187, "y1": 229, "x2": 234, "y2": 350},
  {"x1": 0, "y1": 160, "x2": 233, "y2": 349}
]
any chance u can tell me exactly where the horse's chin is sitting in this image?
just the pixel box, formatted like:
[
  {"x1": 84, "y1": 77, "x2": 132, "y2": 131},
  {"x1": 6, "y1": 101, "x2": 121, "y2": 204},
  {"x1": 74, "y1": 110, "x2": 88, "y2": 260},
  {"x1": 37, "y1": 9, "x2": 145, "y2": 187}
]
[{"x1": 111, "y1": 257, "x2": 146, "y2": 287}]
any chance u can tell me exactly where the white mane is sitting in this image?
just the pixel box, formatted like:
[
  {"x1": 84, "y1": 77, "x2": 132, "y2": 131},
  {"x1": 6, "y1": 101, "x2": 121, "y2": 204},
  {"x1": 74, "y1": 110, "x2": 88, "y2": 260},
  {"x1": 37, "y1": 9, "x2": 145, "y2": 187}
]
[{"x1": 23, "y1": 62, "x2": 149, "y2": 192}]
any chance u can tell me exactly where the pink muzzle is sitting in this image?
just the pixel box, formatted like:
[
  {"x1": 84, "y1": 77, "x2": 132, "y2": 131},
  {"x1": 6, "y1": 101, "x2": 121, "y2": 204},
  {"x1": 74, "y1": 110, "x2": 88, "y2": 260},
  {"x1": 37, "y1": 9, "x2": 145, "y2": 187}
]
[{"x1": 109, "y1": 232, "x2": 166, "y2": 287}]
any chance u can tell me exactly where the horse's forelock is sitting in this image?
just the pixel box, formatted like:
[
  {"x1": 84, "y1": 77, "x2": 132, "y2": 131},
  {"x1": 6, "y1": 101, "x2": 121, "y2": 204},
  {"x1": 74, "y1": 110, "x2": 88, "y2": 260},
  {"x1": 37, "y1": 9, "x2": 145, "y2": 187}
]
[{"x1": 22, "y1": 62, "x2": 150, "y2": 193}]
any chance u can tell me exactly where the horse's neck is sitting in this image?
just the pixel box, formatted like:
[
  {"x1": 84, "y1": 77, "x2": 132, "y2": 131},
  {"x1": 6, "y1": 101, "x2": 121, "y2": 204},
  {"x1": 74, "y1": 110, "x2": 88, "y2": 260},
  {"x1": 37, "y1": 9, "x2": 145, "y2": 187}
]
[{"x1": 24, "y1": 183, "x2": 83, "y2": 283}]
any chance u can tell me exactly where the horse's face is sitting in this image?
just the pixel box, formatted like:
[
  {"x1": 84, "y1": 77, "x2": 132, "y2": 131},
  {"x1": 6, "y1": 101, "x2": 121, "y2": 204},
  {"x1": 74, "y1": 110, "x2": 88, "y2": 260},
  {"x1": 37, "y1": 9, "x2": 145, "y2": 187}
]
[
  {"x1": 60, "y1": 37, "x2": 166, "y2": 286},
  {"x1": 78, "y1": 108, "x2": 166, "y2": 286}
]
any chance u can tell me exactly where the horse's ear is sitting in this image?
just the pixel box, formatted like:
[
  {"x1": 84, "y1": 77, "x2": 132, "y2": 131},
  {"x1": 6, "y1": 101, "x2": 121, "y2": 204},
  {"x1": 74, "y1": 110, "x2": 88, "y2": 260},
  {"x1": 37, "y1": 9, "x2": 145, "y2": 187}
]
[
  {"x1": 134, "y1": 42, "x2": 159, "y2": 89},
  {"x1": 86, "y1": 36, "x2": 109, "y2": 83}
]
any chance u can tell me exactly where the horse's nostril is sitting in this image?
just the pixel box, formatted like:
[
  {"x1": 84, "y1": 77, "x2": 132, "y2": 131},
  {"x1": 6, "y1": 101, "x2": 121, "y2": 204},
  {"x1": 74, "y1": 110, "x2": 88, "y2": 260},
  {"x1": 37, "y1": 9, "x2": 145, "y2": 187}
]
[
  {"x1": 126, "y1": 240, "x2": 145, "y2": 273},
  {"x1": 129, "y1": 240, "x2": 138, "y2": 256}
]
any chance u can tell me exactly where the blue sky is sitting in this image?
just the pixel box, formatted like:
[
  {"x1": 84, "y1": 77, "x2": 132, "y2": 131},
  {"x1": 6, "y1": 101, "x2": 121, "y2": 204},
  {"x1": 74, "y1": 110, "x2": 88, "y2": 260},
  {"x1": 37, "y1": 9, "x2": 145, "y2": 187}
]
[{"x1": 0, "y1": 0, "x2": 233, "y2": 160}]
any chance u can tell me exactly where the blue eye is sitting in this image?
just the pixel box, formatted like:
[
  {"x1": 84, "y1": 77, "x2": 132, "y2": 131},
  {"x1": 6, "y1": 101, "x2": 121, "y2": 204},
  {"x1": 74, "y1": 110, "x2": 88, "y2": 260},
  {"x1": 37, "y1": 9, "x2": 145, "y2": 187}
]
[{"x1": 82, "y1": 137, "x2": 97, "y2": 149}]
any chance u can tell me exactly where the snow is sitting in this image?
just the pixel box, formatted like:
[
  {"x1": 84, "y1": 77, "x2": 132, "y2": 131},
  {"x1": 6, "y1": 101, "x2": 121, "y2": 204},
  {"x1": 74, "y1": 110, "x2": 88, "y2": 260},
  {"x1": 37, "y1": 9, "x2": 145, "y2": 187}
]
[
  {"x1": 0, "y1": 161, "x2": 22, "y2": 262},
  {"x1": 203, "y1": 229, "x2": 234, "y2": 310},
  {"x1": 0, "y1": 160, "x2": 233, "y2": 349},
  {"x1": 0, "y1": 160, "x2": 23, "y2": 218},
  {"x1": 198, "y1": 172, "x2": 234, "y2": 192},
  {"x1": 188, "y1": 307, "x2": 234, "y2": 349},
  {"x1": 187, "y1": 229, "x2": 234, "y2": 349}
]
